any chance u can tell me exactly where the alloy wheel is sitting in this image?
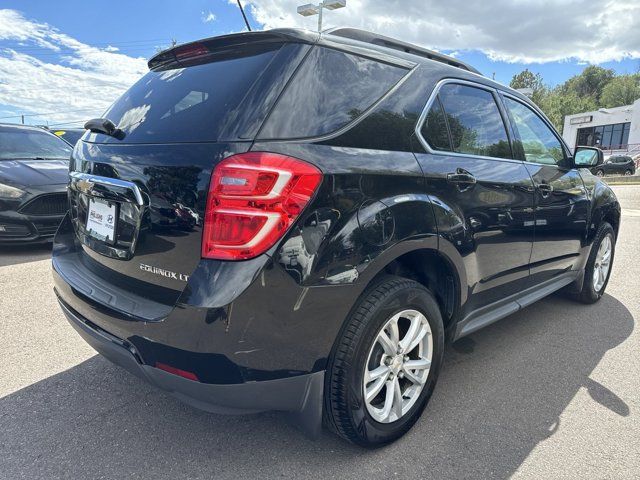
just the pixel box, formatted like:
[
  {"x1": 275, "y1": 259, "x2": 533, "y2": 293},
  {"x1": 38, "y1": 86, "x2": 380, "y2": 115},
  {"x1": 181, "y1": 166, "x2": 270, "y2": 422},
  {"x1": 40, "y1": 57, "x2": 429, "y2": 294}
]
[
  {"x1": 593, "y1": 233, "x2": 613, "y2": 292},
  {"x1": 363, "y1": 309, "x2": 432, "y2": 423}
]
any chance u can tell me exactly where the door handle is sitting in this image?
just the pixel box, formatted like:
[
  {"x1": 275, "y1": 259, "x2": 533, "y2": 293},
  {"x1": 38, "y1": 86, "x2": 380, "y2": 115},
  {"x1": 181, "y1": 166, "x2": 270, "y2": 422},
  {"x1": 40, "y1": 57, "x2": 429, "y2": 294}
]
[
  {"x1": 536, "y1": 183, "x2": 554, "y2": 198},
  {"x1": 447, "y1": 169, "x2": 477, "y2": 186}
]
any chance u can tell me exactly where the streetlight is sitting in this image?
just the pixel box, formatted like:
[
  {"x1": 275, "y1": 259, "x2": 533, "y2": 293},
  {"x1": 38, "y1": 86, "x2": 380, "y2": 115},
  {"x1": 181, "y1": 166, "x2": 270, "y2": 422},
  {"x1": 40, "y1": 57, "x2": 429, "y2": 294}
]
[{"x1": 297, "y1": 1, "x2": 346, "y2": 32}]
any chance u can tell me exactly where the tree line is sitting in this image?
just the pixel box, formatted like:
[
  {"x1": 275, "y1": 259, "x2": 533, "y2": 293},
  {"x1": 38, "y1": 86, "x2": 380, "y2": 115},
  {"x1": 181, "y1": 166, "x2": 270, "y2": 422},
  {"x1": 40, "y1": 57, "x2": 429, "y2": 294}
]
[{"x1": 509, "y1": 66, "x2": 640, "y2": 132}]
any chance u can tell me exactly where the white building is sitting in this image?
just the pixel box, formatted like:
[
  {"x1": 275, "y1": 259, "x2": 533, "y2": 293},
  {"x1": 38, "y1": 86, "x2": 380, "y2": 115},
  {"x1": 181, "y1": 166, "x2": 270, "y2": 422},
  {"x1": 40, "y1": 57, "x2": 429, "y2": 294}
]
[{"x1": 562, "y1": 98, "x2": 640, "y2": 158}]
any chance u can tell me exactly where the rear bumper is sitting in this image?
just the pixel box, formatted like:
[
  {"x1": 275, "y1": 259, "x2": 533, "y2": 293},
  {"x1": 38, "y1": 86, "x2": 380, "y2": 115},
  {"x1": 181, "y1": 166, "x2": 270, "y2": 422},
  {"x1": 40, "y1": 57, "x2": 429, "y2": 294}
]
[{"x1": 58, "y1": 296, "x2": 324, "y2": 435}]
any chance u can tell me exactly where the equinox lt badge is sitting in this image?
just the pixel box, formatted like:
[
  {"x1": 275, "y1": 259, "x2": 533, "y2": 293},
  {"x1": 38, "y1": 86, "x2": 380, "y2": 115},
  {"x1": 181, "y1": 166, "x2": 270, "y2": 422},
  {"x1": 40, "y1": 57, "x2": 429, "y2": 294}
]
[{"x1": 140, "y1": 263, "x2": 189, "y2": 282}]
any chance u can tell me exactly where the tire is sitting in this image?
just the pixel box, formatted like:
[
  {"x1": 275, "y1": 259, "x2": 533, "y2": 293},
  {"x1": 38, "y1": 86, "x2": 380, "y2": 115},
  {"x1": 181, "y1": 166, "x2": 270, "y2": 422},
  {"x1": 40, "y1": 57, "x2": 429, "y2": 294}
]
[
  {"x1": 624, "y1": 169, "x2": 632, "y2": 176},
  {"x1": 596, "y1": 169, "x2": 605, "y2": 177},
  {"x1": 324, "y1": 276, "x2": 444, "y2": 447},
  {"x1": 576, "y1": 222, "x2": 615, "y2": 304}
]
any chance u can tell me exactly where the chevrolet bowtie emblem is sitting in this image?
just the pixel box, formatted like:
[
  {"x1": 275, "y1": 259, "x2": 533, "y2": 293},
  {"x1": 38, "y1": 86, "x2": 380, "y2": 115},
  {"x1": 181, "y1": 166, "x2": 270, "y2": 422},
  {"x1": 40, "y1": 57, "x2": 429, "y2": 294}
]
[{"x1": 76, "y1": 178, "x2": 95, "y2": 193}]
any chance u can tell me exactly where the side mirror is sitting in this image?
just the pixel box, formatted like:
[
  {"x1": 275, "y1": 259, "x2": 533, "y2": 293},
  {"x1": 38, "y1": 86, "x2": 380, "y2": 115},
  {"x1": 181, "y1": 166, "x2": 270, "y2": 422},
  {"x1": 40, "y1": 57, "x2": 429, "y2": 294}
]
[{"x1": 574, "y1": 146, "x2": 604, "y2": 168}]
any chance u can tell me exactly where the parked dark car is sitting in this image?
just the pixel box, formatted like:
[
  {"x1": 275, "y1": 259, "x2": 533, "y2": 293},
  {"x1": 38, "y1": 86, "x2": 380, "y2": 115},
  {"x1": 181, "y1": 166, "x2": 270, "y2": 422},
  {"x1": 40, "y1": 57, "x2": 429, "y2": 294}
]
[
  {"x1": 0, "y1": 123, "x2": 72, "y2": 244},
  {"x1": 575, "y1": 148, "x2": 636, "y2": 177},
  {"x1": 599, "y1": 155, "x2": 635, "y2": 176},
  {"x1": 52, "y1": 28, "x2": 621, "y2": 447},
  {"x1": 52, "y1": 128, "x2": 86, "y2": 147}
]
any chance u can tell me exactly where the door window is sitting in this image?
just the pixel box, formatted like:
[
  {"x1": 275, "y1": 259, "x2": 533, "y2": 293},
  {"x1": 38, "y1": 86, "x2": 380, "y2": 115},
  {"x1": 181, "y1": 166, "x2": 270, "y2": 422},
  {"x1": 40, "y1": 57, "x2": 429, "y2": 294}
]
[
  {"x1": 434, "y1": 84, "x2": 512, "y2": 159},
  {"x1": 504, "y1": 97, "x2": 565, "y2": 165}
]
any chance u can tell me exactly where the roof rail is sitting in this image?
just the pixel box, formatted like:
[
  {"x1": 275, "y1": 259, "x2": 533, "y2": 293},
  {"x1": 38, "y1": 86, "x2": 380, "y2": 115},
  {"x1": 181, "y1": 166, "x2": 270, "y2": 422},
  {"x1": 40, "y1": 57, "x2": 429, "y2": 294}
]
[{"x1": 326, "y1": 28, "x2": 482, "y2": 75}]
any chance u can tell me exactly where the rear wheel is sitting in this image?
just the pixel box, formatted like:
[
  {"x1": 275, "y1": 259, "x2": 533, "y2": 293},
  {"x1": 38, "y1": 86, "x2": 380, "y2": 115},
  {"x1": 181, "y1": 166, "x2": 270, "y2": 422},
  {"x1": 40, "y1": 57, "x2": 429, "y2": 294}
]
[
  {"x1": 325, "y1": 276, "x2": 444, "y2": 447},
  {"x1": 576, "y1": 222, "x2": 615, "y2": 304}
]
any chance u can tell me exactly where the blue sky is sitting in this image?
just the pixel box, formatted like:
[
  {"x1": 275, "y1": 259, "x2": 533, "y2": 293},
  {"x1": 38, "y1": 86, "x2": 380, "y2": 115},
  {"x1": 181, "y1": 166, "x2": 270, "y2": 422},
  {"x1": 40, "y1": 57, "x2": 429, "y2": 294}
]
[{"x1": 0, "y1": 1, "x2": 638, "y2": 127}]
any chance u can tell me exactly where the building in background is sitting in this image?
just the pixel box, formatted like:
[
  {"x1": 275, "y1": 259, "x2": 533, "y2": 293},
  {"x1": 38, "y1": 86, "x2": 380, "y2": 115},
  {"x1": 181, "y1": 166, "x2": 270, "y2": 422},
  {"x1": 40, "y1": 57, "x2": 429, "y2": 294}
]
[{"x1": 562, "y1": 99, "x2": 640, "y2": 158}]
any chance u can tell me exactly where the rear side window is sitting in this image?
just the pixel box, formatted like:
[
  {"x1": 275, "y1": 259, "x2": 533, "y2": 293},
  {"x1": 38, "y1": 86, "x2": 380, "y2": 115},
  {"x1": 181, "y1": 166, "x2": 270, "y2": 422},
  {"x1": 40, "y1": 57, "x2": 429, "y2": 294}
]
[
  {"x1": 435, "y1": 84, "x2": 512, "y2": 159},
  {"x1": 258, "y1": 46, "x2": 408, "y2": 139},
  {"x1": 504, "y1": 97, "x2": 564, "y2": 165},
  {"x1": 420, "y1": 98, "x2": 451, "y2": 151},
  {"x1": 94, "y1": 45, "x2": 282, "y2": 144}
]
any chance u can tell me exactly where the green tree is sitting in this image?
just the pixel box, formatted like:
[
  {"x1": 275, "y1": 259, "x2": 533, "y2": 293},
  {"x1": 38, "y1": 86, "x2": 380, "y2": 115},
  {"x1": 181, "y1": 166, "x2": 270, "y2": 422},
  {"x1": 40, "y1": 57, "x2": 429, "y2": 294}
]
[
  {"x1": 539, "y1": 90, "x2": 597, "y2": 133},
  {"x1": 509, "y1": 69, "x2": 546, "y2": 105},
  {"x1": 560, "y1": 65, "x2": 615, "y2": 103},
  {"x1": 600, "y1": 74, "x2": 640, "y2": 108}
]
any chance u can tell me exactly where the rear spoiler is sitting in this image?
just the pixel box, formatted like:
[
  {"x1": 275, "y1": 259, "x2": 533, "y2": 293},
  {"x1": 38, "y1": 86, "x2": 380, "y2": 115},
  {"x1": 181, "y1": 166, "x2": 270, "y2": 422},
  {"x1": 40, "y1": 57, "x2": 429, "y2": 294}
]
[
  {"x1": 148, "y1": 29, "x2": 319, "y2": 70},
  {"x1": 326, "y1": 28, "x2": 482, "y2": 75}
]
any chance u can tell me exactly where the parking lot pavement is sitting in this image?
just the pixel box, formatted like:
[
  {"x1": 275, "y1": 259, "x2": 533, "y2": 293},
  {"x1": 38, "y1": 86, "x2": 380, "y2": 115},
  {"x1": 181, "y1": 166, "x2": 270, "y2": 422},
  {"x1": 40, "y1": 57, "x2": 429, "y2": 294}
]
[{"x1": 1, "y1": 186, "x2": 639, "y2": 480}]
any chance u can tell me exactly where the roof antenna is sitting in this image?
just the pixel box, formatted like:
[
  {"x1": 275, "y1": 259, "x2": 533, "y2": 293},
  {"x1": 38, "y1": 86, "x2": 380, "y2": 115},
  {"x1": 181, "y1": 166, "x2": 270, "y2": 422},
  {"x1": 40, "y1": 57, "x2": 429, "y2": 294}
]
[{"x1": 236, "y1": 1, "x2": 252, "y2": 31}]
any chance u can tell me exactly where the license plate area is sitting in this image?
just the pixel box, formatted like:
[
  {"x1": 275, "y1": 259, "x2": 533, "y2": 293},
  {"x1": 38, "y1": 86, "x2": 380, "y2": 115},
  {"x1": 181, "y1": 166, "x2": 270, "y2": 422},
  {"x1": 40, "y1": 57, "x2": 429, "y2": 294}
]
[{"x1": 85, "y1": 197, "x2": 118, "y2": 244}]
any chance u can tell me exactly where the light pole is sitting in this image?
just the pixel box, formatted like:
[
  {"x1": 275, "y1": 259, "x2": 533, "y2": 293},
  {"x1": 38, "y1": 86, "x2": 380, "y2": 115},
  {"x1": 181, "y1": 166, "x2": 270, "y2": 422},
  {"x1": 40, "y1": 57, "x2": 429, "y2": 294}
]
[{"x1": 297, "y1": 1, "x2": 346, "y2": 32}]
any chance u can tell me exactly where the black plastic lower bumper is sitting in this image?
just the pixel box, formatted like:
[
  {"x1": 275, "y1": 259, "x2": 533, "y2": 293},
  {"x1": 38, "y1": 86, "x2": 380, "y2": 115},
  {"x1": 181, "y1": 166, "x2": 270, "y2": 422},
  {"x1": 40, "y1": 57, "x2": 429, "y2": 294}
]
[
  {"x1": 0, "y1": 211, "x2": 63, "y2": 244},
  {"x1": 58, "y1": 297, "x2": 324, "y2": 436}
]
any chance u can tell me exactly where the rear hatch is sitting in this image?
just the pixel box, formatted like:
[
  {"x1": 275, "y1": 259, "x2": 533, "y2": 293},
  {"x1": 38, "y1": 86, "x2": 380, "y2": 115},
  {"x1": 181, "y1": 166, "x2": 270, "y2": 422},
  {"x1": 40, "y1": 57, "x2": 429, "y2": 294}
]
[{"x1": 65, "y1": 34, "x2": 311, "y2": 310}]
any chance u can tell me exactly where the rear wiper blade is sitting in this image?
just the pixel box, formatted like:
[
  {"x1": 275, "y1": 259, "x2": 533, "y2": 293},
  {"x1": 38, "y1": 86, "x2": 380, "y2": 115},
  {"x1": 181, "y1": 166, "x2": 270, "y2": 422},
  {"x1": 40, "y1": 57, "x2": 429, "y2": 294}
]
[{"x1": 84, "y1": 118, "x2": 125, "y2": 140}]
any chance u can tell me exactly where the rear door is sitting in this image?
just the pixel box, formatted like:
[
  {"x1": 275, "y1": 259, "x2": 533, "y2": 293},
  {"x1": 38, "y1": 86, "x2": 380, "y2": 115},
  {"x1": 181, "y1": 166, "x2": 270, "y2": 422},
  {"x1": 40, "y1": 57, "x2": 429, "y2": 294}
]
[
  {"x1": 414, "y1": 81, "x2": 536, "y2": 312},
  {"x1": 66, "y1": 40, "x2": 309, "y2": 304},
  {"x1": 501, "y1": 94, "x2": 590, "y2": 284}
]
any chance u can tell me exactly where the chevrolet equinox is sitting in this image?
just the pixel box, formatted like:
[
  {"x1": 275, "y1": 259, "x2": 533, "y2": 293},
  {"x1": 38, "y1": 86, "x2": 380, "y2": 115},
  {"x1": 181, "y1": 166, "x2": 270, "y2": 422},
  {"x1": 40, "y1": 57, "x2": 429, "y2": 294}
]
[{"x1": 53, "y1": 28, "x2": 621, "y2": 447}]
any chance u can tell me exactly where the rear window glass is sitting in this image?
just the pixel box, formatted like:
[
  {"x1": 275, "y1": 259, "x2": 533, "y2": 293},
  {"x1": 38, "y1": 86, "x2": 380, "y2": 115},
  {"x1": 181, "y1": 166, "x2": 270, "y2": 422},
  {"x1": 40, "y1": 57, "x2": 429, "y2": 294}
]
[
  {"x1": 93, "y1": 45, "x2": 281, "y2": 144},
  {"x1": 258, "y1": 46, "x2": 408, "y2": 139}
]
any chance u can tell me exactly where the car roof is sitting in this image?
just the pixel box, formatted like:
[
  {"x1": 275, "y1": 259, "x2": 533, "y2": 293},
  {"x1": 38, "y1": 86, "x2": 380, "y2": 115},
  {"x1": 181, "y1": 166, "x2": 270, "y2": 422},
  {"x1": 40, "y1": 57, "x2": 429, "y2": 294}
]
[
  {"x1": 0, "y1": 122, "x2": 57, "y2": 133},
  {"x1": 148, "y1": 27, "x2": 531, "y2": 103}
]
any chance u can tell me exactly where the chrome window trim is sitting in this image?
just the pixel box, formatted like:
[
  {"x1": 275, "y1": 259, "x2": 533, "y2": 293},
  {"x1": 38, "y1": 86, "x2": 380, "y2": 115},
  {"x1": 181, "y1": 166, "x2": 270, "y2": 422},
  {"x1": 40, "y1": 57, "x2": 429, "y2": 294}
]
[{"x1": 414, "y1": 78, "x2": 521, "y2": 164}]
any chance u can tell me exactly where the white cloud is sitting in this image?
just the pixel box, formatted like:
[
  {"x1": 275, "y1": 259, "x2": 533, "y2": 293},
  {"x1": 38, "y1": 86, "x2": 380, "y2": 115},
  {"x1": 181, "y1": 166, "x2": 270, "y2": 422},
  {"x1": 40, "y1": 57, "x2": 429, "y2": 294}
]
[
  {"x1": 0, "y1": 9, "x2": 147, "y2": 125},
  {"x1": 202, "y1": 10, "x2": 217, "y2": 23},
  {"x1": 244, "y1": 0, "x2": 640, "y2": 64}
]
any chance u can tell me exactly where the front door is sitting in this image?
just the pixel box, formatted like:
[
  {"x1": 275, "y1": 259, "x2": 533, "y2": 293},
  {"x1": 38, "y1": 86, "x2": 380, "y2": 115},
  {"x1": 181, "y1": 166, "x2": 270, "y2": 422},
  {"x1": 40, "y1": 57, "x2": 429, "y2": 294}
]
[{"x1": 501, "y1": 95, "x2": 590, "y2": 284}]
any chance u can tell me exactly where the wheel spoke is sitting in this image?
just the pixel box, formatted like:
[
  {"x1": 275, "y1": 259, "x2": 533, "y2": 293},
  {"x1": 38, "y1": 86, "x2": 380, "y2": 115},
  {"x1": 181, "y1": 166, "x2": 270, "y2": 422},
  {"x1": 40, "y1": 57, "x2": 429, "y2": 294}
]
[
  {"x1": 402, "y1": 368, "x2": 425, "y2": 386},
  {"x1": 387, "y1": 315, "x2": 400, "y2": 347},
  {"x1": 392, "y1": 378, "x2": 403, "y2": 419},
  {"x1": 399, "y1": 313, "x2": 427, "y2": 354},
  {"x1": 404, "y1": 358, "x2": 431, "y2": 370},
  {"x1": 377, "y1": 330, "x2": 397, "y2": 356},
  {"x1": 366, "y1": 373, "x2": 389, "y2": 402},
  {"x1": 379, "y1": 379, "x2": 395, "y2": 421},
  {"x1": 365, "y1": 365, "x2": 389, "y2": 384}
]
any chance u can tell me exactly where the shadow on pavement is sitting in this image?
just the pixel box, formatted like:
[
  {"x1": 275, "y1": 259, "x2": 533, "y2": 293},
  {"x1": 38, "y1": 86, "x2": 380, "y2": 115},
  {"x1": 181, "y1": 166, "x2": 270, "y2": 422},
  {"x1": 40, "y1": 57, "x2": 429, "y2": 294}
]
[
  {"x1": 0, "y1": 293, "x2": 634, "y2": 479},
  {"x1": 0, "y1": 243, "x2": 51, "y2": 267}
]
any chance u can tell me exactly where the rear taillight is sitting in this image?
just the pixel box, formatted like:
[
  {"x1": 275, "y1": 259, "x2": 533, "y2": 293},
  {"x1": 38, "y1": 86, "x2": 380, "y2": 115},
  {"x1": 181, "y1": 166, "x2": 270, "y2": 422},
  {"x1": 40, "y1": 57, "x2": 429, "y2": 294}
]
[{"x1": 202, "y1": 152, "x2": 322, "y2": 260}]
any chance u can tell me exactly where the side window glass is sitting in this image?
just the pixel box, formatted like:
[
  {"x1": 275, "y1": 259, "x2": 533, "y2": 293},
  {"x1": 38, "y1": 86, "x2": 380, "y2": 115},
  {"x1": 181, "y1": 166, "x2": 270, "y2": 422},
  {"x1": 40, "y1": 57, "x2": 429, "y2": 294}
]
[
  {"x1": 421, "y1": 96, "x2": 451, "y2": 151},
  {"x1": 259, "y1": 47, "x2": 407, "y2": 139},
  {"x1": 437, "y1": 84, "x2": 512, "y2": 159},
  {"x1": 504, "y1": 97, "x2": 565, "y2": 165}
]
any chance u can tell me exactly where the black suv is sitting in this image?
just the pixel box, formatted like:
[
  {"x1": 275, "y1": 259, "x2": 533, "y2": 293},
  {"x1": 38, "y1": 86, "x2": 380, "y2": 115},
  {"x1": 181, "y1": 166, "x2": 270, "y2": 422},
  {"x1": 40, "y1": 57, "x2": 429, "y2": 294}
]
[
  {"x1": 596, "y1": 154, "x2": 635, "y2": 177},
  {"x1": 53, "y1": 28, "x2": 620, "y2": 447}
]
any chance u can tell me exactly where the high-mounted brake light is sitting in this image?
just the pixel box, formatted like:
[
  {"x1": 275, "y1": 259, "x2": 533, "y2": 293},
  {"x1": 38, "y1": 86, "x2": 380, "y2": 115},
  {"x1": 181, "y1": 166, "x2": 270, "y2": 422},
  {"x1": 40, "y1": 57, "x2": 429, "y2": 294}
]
[
  {"x1": 202, "y1": 152, "x2": 322, "y2": 260},
  {"x1": 174, "y1": 43, "x2": 210, "y2": 62}
]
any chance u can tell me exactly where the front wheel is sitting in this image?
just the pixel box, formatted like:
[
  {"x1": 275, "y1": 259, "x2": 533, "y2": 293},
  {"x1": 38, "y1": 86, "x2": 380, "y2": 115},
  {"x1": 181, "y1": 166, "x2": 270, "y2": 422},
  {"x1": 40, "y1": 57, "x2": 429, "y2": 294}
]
[
  {"x1": 596, "y1": 169, "x2": 605, "y2": 177},
  {"x1": 624, "y1": 169, "x2": 632, "y2": 176},
  {"x1": 325, "y1": 276, "x2": 444, "y2": 447},
  {"x1": 576, "y1": 222, "x2": 615, "y2": 304}
]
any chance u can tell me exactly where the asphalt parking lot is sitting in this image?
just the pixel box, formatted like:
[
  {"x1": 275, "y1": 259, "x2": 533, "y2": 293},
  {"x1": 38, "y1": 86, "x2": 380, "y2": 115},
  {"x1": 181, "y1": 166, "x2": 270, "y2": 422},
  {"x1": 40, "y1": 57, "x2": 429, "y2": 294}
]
[{"x1": 1, "y1": 185, "x2": 639, "y2": 479}]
